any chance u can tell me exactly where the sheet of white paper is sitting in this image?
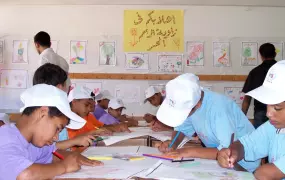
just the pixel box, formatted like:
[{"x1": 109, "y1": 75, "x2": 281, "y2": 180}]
[
  {"x1": 13, "y1": 40, "x2": 28, "y2": 64},
  {"x1": 137, "y1": 146, "x2": 161, "y2": 154},
  {"x1": 125, "y1": 53, "x2": 149, "y2": 70},
  {"x1": 0, "y1": 69, "x2": 28, "y2": 89},
  {"x1": 82, "y1": 146, "x2": 140, "y2": 157},
  {"x1": 141, "y1": 164, "x2": 255, "y2": 180},
  {"x1": 56, "y1": 165, "x2": 144, "y2": 179},
  {"x1": 138, "y1": 121, "x2": 149, "y2": 127}
]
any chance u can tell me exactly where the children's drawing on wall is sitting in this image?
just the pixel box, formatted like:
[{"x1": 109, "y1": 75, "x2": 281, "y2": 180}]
[
  {"x1": 0, "y1": 69, "x2": 28, "y2": 89},
  {"x1": 213, "y1": 42, "x2": 230, "y2": 67},
  {"x1": 115, "y1": 84, "x2": 140, "y2": 103},
  {"x1": 51, "y1": 40, "x2": 58, "y2": 53},
  {"x1": 99, "y1": 42, "x2": 116, "y2": 66},
  {"x1": 125, "y1": 53, "x2": 149, "y2": 70},
  {"x1": 157, "y1": 55, "x2": 183, "y2": 73},
  {"x1": 269, "y1": 42, "x2": 283, "y2": 61},
  {"x1": 186, "y1": 42, "x2": 204, "y2": 66},
  {"x1": 241, "y1": 42, "x2": 258, "y2": 66},
  {"x1": 13, "y1": 40, "x2": 28, "y2": 64},
  {"x1": 0, "y1": 40, "x2": 3, "y2": 64},
  {"x1": 224, "y1": 87, "x2": 244, "y2": 105},
  {"x1": 151, "y1": 84, "x2": 166, "y2": 96},
  {"x1": 70, "y1": 40, "x2": 87, "y2": 64}
]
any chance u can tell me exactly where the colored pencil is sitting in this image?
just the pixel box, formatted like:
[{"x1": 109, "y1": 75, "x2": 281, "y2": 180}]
[
  {"x1": 53, "y1": 151, "x2": 64, "y2": 160},
  {"x1": 169, "y1": 131, "x2": 181, "y2": 148}
]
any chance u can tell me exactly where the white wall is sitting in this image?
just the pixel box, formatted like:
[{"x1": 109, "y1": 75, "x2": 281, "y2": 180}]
[{"x1": 1, "y1": 5, "x2": 284, "y2": 117}]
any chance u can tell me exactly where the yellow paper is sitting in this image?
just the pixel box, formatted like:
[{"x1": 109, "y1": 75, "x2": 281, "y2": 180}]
[
  {"x1": 88, "y1": 156, "x2": 113, "y2": 160},
  {"x1": 124, "y1": 10, "x2": 184, "y2": 52}
]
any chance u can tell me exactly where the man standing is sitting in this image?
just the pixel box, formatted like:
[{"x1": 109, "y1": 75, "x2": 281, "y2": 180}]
[
  {"x1": 34, "y1": 31, "x2": 71, "y2": 90},
  {"x1": 242, "y1": 43, "x2": 277, "y2": 128}
]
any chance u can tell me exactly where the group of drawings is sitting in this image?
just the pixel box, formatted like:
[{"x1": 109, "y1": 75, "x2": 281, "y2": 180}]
[{"x1": 0, "y1": 69, "x2": 28, "y2": 89}]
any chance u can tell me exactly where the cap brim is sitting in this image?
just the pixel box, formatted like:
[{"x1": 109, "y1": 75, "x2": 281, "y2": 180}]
[
  {"x1": 156, "y1": 101, "x2": 192, "y2": 127},
  {"x1": 57, "y1": 107, "x2": 86, "y2": 130},
  {"x1": 246, "y1": 85, "x2": 285, "y2": 105},
  {"x1": 143, "y1": 98, "x2": 149, "y2": 104}
]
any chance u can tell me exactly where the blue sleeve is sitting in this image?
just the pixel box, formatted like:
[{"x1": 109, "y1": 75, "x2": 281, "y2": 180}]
[
  {"x1": 58, "y1": 128, "x2": 68, "y2": 141},
  {"x1": 212, "y1": 110, "x2": 236, "y2": 150},
  {"x1": 174, "y1": 117, "x2": 195, "y2": 137},
  {"x1": 239, "y1": 121, "x2": 275, "y2": 161},
  {"x1": 274, "y1": 156, "x2": 285, "y2": 174}
]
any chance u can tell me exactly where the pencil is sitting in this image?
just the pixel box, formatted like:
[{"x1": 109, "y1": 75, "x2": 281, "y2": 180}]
[
  {"x1": 169, "y1": 131, "x2": 181, "y2": 148},
  {"x1": 172, "y1": 159, "x2": 195, "y2": 163},
  {"x1": 53, "y1": 151, "x2": 64, "y2": 160}
]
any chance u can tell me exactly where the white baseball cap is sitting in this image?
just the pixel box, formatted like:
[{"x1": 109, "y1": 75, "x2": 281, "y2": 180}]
[
  {"x1": 144, "y1": 86, "x2": 160, "y2": 103},
  {"x1": 157, "y1": 73, "x2": 201, "y2": 127},
  {"x1": 108, "y1": 98, "x2": 126, "y2": 109},
  {"x1": 96, "y1": 90, "x2": 112, "y2": 101},
  {"x1": 20, "y1": 84, "x2": 86, "y2": 129},
  {"x1": 68, "y1": 86, "x2": 92, "y2": 102},
  {"x1": 246, "y1": 60, "x2": 285, "y2": 105}
]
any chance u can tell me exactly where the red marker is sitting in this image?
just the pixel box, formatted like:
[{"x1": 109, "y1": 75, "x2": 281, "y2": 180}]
[{"x1": 53, "y1": 151, "x2": 64, "y2": 160}]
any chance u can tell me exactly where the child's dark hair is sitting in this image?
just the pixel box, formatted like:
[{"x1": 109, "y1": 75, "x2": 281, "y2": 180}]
[
  {"x1": 34, "y1": 31, "x2": 51, "y2": 47},
  {"x1": 22, "y1": 106, "x2": 70, "y2": 123},
  {"x1": 33, "y1": 63, "x2": 67, "y2": 86},
  {"x1": 259, "y1": 43, "x2": 276, "y2": 59}
]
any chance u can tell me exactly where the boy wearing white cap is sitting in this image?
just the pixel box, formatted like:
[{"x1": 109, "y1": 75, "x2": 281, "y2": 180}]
[
  {"x1": 98, "y1": 98, "x2": 137, "y2": 127},
  {"x1": 218, "y1": 61, "x2": 285, "y2": 179},
  {"x1": 33, "y1": 63, "x2": 98, "y2": 150},
  {"x1": 157, "y1": 73, "x2": 260, "y2": 172},
  {"x1": 93, "y1": 90, "x2": 112, "y2": 119},
  {"x1": 143, "y1": 86, "x2": 173, "y2": 132},
  {"x1": 68, "y1": 86, "x2": 130, "y2": 140},
  {"x1": 0, "y1": 84, "x2": 103, "y2": 180}
]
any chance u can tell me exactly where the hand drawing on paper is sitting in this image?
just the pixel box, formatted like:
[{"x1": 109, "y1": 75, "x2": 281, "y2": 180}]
[
  {"x1": 241, "y1": 42, "x2": 258, "y2": 66},
  {"x1": 99, "y1": 42, "x2": 116, "y2": 66},
  {"x1": 157, "y1": 55, "x2": 183, "y2": 73},
  {"x1": 125, "y1": 53, "x2": 149, "y2": 70},
  {"x1": 70, "y1": 41, "x2": 87, "y2": 64},
  {"x1": 213, "y1": 42, "x2": 230, "y2": 67},
  {"x1": 0, "y1": 69, "x2": 28, "y2": 89},
  {"x1": 224, "y1": 87, "x2": 244, "y2": 105},
  {"x1": 13, "y1": 40, "x2": 28, "y2": 64},
  {"x1": 186, "y1": 42, "x2": 204, "y2": 66}
]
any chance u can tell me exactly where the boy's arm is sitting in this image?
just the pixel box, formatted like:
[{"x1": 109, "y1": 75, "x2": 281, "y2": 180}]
[
  {"x1": 242, "y1": 96, "x2": 252, "y2": 115},
  {"x1": 56, "y1": 140, "x2": 76, "y2": 150},
  {"x1": 17, "y1": 162, "x2": 65, "y2": 180},
  {"x1": 254, "y1": 163, "x2": 285, "y2": 180}
]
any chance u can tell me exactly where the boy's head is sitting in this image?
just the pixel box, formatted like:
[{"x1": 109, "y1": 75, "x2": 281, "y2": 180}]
[
  {"x1": 246, "y1": 60, "x2": 285, "y2": 129},
  {"x1": 68, "y1": 86, "x2": 93, "y2": 118},
  {"x1": 34, "y1": 31, "x2": 51, "y2": 54},
  {"x1": 144, "y1": 86, "x2": 163, "y2": 107},
  {"x1": 157, "y1": 73, "x2": 201, "y2": 127},
  {"x1": 96, "y1": 90, "x2": 112, "y2": 109},
  {"x1": 259, "y1": 43, "x2": 276, "y2": 61},
  {"x1": 20, "y1": 84, "x2": 86, "y2": 147},
  {"x1": 108, "y1": 98, "x2": 126, "y2": 118},
  {"x1": 88, "y1": 92, "x2": 96, "y2": 113},
  {"x1": 33, "y1": 63, "x2": 68, "y2": 93}
]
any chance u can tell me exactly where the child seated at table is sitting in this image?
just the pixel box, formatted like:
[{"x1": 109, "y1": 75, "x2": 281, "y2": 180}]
[
  {"x1": 99, "y1": 98, "x2": 138, "y2": 126},
  {"x1": 93, "y1": 90, "x2": 111, "y2": 119},
  {"x1": 67, "y1": 86, "x2": 131, "y2": 141},
  {"x1": 143, "y1": 86, "x2": 173, "y2": 132},
  {"x1": 33, "y1": 63, "x2": 100, "y2": 150},
  {"x1": 0, "y1": 84, "x2": 102, "y2": 180}
]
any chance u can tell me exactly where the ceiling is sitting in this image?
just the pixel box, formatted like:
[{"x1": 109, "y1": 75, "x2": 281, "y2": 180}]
[{"x1": 0, "y1": 0, "x2": 285, "y2": 7}]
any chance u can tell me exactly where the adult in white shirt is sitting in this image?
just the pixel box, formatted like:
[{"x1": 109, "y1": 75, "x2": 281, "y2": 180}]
[{"x1": 34, "y1": 31, "x2": 71, "y2": 89}]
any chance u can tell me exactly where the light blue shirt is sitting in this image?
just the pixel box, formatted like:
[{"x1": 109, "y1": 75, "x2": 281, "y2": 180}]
[
  {"x1": 240, "y1": 121, "x2": 285, "y2": 175},
  {"x1": 175, "y1": 89, "x2": 260, "y2": 172},
  {"x1": 58, "y1": 128, "x2": 68, "y2": 141}
]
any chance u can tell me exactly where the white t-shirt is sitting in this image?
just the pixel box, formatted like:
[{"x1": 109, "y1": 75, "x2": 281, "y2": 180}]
[{"x1": 39, "y1": 48, "x2": 71, "y2": 88}]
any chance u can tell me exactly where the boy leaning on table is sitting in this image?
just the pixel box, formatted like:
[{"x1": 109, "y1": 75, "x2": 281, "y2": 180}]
[{"x1": 0, "y1": 84, "x2": 103, "y2": 180}]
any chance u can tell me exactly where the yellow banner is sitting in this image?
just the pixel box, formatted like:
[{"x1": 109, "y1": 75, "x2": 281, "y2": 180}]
[{"x1": 124, "y1": 10, "x2": 184, "y2": 52}]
